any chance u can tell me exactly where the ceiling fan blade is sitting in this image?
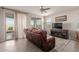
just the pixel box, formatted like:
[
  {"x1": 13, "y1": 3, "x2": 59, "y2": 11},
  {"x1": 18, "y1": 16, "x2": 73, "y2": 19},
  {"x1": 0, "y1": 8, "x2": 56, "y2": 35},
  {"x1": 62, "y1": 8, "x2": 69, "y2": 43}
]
[
  {"x1": 43, "y1": 8, "x2": 50, "y2": 10},
  {"x1": 44, "y1": 10, "x2": 47, "y2": 12},
  {"x1": 40, "y1": 6, "x2": 50, "y2": 14}
]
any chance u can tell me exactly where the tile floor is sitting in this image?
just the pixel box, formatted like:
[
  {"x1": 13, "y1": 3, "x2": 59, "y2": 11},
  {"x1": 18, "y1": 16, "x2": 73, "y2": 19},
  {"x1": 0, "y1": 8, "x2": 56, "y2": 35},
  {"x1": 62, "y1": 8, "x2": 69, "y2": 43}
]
[{"x1": 0, "y1": 37, "x2": 79, "y2": 52}]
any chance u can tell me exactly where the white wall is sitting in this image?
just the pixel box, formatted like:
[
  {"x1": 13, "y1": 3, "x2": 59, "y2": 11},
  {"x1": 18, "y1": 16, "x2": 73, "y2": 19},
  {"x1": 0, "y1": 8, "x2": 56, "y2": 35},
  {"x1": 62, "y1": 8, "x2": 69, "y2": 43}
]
[
  {"x1": 0, "y1": 8, "x2": 5, "y2": 42},
  {"x1": 45, "y1": 9, "x2": 79, "y2": 31},
  {"x1": 44, "y1": 9, "x2": 79, "y2": 39}
]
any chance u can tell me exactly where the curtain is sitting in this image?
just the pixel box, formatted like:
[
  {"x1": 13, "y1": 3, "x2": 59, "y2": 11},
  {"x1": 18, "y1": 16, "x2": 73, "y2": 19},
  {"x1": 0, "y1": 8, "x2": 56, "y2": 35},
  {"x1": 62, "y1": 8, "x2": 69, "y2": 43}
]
[{"x1": 16, "y1": 13, "x2": 27, "y2": 39}]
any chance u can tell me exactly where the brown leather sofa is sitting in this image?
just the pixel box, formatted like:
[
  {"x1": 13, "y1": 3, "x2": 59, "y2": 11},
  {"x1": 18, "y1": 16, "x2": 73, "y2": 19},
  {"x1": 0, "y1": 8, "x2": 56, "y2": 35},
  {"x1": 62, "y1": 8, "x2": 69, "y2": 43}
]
[{"x1": 24, "y1": 28, "x2": 55, "y2": 51}]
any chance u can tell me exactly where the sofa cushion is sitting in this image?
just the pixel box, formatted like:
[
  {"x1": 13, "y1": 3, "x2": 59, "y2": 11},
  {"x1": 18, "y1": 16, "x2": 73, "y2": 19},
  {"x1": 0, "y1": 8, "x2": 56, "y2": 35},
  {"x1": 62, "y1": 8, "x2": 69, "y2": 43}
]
[{"x1": 32, "y1": 29, "x2": 41, "y2": 34}]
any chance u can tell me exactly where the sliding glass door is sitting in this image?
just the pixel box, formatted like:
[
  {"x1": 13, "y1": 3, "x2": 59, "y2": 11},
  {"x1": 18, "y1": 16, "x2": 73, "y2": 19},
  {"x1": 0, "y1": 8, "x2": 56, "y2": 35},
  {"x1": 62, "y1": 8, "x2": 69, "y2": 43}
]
[{"x1": 6, "y1": 14, "x2": 15, "y2": 40}]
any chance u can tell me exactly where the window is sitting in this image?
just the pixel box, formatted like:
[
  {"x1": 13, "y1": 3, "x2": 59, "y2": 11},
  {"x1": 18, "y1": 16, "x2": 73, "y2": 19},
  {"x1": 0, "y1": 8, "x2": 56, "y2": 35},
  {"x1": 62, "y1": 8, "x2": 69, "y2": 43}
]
[
  {"x1": 44, "y1": 17, "x2": 52, "y2": 34},
  {"x1": 31, "y1": 17, "x2": 42, "y2": 29},
  {"x1": 6, "y1": 14, "x2": 15, "y2": 32},
  {"x1": 31, "y1": 19, "x2": 35, "y2": 28},
  {"x1": 46, "y1": 18, "x2": 52, "y2": 28}
]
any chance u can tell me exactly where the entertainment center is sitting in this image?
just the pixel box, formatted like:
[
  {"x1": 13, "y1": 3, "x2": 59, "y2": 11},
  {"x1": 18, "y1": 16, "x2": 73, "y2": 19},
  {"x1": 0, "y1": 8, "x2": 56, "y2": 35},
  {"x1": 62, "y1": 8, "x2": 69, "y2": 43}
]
[{"x1": 51, "y1": 23, "x2": 69, "y2": 39}]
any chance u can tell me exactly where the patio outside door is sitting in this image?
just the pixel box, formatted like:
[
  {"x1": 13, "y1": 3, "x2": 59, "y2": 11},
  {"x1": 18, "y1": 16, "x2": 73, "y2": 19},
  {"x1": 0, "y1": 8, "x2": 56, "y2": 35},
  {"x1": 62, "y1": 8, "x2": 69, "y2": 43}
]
[{"x1": 6, "y1": 13, "x2": 15, "y2": 40}]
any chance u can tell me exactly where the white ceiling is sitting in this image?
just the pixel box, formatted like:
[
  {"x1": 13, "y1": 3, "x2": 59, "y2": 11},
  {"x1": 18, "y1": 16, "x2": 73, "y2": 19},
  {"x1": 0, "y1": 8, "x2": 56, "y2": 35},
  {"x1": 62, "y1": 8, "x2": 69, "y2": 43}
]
[{"x1": 3, "y1": 6, "x2": 79, "y2": 16}]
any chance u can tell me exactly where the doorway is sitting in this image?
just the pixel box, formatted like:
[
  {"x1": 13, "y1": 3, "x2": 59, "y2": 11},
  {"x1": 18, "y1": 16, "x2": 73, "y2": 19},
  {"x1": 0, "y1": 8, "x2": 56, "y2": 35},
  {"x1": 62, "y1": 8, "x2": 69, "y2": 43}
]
[{"x1": 6, "y1": 13, "x2": 15, "y2": 40}]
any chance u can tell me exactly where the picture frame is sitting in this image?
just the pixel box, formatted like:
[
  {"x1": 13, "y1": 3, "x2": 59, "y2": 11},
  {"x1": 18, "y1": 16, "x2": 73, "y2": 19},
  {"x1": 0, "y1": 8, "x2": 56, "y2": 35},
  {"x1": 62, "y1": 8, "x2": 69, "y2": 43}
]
[{"x1": 55, "y1": 15, "x2": 67, "y2": 22}]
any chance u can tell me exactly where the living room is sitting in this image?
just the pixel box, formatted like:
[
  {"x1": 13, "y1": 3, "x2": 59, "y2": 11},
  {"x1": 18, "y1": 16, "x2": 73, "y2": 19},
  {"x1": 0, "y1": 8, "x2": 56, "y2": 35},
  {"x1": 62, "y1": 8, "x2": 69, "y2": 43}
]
[{"x1": 0, "y1": 6, "x2": 79, "y2": 52}]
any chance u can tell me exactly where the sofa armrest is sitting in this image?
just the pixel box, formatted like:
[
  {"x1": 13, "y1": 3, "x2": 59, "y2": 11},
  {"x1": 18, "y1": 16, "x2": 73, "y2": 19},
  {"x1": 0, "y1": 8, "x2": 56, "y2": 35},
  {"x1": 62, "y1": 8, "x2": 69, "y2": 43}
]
[
  {"x1": 47, "y1": 36, "x2": 55, "y2": 47},
  {"x1": 42, "y1": 36, "x2": 55, "y2": 51},
  {"x1": 47, "y1": 38, "x2": 55, "y2": 47}
]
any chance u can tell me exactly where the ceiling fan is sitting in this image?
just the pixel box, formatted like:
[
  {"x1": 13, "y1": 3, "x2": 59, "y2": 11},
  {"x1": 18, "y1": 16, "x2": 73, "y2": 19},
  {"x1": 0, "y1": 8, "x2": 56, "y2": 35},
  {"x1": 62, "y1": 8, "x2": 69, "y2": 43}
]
[{"x1": 40, "y1": 6, "x2": 51, "y2": 14}]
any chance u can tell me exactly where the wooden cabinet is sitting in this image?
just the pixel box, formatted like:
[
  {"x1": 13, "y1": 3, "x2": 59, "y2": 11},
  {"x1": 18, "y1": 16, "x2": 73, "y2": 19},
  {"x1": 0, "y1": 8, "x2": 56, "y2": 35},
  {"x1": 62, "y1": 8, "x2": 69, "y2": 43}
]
[
  {"x1": 51, "y1": 28, "x2": 69, "y2": 39},
  {"x1": 76, "y1": 31, "x2": 79, "y2": 40}
]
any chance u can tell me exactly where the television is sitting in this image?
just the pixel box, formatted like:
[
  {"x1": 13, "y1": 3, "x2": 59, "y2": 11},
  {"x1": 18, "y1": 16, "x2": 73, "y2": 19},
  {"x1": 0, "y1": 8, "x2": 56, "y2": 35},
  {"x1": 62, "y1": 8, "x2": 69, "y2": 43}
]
[{"x1": 52, "y1": 23, "x2": 62, "y2": 29}]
